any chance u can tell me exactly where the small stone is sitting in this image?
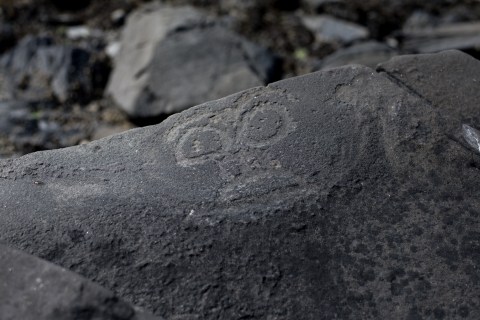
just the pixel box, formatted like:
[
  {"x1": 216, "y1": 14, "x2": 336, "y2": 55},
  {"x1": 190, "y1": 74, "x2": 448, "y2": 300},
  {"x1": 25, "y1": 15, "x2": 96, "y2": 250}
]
[
  {"x1": 66, "y1": 26, "x2": 91, "y2": 40},
  {"x1": 301, "y1": 14, "x2": 369, "y2": 45}
]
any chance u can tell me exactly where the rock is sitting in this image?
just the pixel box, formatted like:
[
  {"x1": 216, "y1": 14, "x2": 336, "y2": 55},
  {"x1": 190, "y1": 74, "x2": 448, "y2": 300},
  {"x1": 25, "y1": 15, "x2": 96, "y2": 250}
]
[
  {"x1": 0, "y1": 35, "x2": 103, "y2": 103},
  {"x1": 317, "y1": 41, "x2": 398, "y2": 70},
  {"x1": 0, "y1": 100, "x2": 94, "y2": 155},
  {"x1": 402, "y1": 10, "x2": 439, "y2": 32},
  {"x1": 377, "y1": 50, "x2": 480, "y2": 136},
  {"x1": 111, "y1": 9, "x2": 126, "y2": 26},
  {"x1": 301, "y1": 14, "x2": 369, "y2": 45},
  {"x1": 0, "y1": 244, "x2": 160, "y2": 320},
  {"x1": 1, "y1": 51, "x2": 480, "y2": 319},
  {"x1": 106, "y1": 4, "x2": 281, "y2": 118},
  {"x1": 66, "y1": 25, "x2": 91, "y2": 40},
  {"x1": 401, "y1": 21, "x2": 480, "y2": 53}
]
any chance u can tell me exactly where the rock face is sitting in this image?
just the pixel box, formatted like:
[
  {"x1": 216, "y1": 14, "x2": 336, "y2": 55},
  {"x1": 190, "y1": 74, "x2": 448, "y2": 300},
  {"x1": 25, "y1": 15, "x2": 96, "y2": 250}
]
[
  {"x1": 106, "y1": 4, "x2": 280, "y2": 118},
  {"x1": 0, "y1": 244, "x2": 160, "y2": 320},
  {"x1": 1, "y1": 50, "x2": 480, "y2": 319}
]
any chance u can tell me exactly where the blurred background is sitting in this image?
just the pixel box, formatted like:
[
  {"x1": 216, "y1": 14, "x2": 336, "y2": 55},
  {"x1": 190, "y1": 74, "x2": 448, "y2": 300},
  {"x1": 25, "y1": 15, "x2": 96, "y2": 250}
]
[{"x1": 1, "y1": 0, "x2": 480, "y2": 158}]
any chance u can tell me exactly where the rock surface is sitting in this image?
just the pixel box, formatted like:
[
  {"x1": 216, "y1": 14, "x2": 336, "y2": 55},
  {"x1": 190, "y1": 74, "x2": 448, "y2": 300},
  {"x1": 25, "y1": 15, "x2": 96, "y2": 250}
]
[
  {"x1": 1, "y1": 50, "x2": 480, "y2": 319},
  {"x1": 0, "y1": 244, "x2": 160, "y2": 320},
  {"x1": 106, "y1": 4, "x2": 280, "y2": 118}
]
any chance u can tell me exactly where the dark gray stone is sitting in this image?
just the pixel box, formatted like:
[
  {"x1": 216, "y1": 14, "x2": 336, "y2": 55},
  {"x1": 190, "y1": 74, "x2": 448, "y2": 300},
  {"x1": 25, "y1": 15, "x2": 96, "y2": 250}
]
[
  {"x1": 0, "y1": 36, "x2": 99, "y2": 103},
  {"x1": 1, "y1": 50, "x2": 480, "y2": 319},
  {"x1": 106, "y1": 4, "x2": 280, "y2": 118},
  {"x1": 0, "y1": 244, "x2": 160, "y2": 320}
]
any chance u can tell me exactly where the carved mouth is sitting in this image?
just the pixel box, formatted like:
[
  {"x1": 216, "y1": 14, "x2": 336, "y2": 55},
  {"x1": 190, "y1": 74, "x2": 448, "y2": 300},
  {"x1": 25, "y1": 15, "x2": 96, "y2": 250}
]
[{"x1": 219, "y1": 172, "x2": 304, "y2": 202}]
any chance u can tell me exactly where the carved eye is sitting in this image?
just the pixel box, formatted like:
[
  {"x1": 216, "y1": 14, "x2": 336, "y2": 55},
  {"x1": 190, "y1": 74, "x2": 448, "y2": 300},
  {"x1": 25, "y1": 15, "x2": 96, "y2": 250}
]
[
  {"x1": 240, "y1": 104, "x2": 292, "y2": 147},
  {"x1": 178, "y1": 127, "x2": 225, "y2": 160}
]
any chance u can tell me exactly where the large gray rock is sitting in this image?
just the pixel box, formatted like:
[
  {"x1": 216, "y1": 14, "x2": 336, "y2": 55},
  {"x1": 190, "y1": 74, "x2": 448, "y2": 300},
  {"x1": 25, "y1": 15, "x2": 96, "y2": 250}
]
[
  {"x1": 106, "y1": 4, "x2": 280, "y2": 118},
  {"x1": 1, "y1": 50, "x2": 480, "y2": 319},
  {"x1": 0, "y1": 244, "x2": 159, "y2": 320}
]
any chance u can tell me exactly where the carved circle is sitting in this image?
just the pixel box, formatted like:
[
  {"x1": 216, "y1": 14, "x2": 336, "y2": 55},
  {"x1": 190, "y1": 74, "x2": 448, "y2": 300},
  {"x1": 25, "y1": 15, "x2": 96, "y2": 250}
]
[
  {"x1": 240, "y1": 104, "x2": 292, "y2": 148},
  {"x1": 176, "y1": 127, "x2": 227, "y2": 164}
]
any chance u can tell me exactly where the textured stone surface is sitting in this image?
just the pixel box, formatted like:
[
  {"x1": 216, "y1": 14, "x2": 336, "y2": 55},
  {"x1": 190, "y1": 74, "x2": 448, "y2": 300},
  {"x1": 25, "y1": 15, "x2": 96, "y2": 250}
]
[
  {"x1": 1, "y1": 50, "x2": 480, "y2": 319},
  {"x1": 0, "y1": 244, "x2": 159, "y2": 320},
  {"x1": 106, "y1": 4, "x2": 280, "y2": 118}
]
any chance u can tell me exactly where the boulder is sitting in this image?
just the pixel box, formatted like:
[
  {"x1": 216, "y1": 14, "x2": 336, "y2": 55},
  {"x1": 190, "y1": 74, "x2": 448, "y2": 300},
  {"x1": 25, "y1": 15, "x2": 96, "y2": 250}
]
[
  {"x1": 106, "y1": 4, "x2": 280, "y2": 118},
  {"x1": 0, "y1": 244, "x2": 160, "y2": 320},
  {"x1": 1, "y1": 50, "x2": 480, "y2": 319},
  {"x1": 0, "y1": 35, "x2": 103, "y2": 103}
]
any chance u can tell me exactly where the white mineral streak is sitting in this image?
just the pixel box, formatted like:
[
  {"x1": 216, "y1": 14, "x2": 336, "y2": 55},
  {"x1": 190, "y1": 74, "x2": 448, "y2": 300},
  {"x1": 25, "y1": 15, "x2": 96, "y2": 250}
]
[{"x1": 462, "y1": 124, "x2": 480, "y2": 153}]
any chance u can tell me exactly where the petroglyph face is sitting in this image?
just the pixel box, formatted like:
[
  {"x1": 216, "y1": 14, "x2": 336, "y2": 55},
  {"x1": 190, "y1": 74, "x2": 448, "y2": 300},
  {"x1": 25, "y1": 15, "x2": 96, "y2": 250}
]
[
  {"x1": 164, "y1": 84, "x2": 368, "y2": 207},
  {"x1": 167, "y1": 92, "x2": 307, "y2": 204}
]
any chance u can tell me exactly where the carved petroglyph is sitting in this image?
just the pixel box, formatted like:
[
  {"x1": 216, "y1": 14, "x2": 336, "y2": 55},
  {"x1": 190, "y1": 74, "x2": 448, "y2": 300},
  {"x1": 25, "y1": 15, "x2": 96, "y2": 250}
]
[
  {"x1": 176, "y1": 127, "x2": 230, "y2": 165},
  {"x1": 168, "y1": 91, "x2": 296, "y2": 167},
  {"x1": 167, "y1": 90, "x2": 307, "y2": 203},
  {"x1": 239, "y1": 102, "x2": 294, "y2": 148}
]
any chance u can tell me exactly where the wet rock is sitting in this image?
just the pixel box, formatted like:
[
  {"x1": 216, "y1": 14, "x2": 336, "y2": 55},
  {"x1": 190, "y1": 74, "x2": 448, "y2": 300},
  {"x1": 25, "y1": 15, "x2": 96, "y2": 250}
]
[
  {"x1": 1, "y1": 51, "x2": 480, "y2": 319},
  {"x1": 316, "y1": 41, "x2": 398, "y2": 70},
  {"x1": 106, "y1": 4, "x2": 281, "y2": 118},
  {"x1": 0, "y1": 35, "x2": 106, "y2": 103},
  {"x1": 301, "y1": 14, "x2": 369, "y2": 45},
  {"x1": 0, "y1": 244, "x2": 160, "y2": 320}
]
